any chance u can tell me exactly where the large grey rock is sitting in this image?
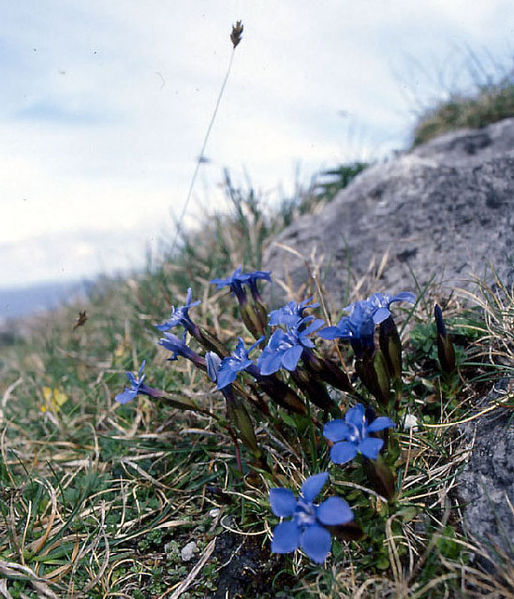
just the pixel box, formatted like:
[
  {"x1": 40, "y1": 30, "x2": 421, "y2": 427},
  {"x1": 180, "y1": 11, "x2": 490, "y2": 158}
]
[
  {"x1": 264, "y1": 118, "x2": 514, "y2": 306},
  {"x1": 458, "y1": 379, "x2": 514, "y2": 566}
]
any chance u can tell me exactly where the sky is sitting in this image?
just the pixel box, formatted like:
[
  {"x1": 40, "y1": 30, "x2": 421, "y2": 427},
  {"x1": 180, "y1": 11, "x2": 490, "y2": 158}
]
[{"x1": 1, "y1": 0, "x2": 513, "y2": 289}]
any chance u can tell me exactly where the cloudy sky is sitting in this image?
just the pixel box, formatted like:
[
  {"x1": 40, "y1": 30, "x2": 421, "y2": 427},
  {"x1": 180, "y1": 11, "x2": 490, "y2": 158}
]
[{"x1": 1, "y1": 0, "x2": 513, "y2": 288}]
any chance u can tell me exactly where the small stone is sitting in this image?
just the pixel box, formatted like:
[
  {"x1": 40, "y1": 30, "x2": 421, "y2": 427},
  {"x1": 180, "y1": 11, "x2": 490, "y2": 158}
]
[
  {"x1": 402, "y1": 413, "x2": 419, "y2": 432},
  {"x1": 209, "y1": 508, "x2": 220, "y2": 518},
  {"x1": 181, "y1": 541, "x2": 198, "y2": 562}
]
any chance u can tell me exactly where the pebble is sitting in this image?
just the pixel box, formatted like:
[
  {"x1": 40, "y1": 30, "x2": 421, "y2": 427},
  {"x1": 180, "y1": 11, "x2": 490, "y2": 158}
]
[{"x1": 181, "y1": 541, "x2": 198, "y2": 562}]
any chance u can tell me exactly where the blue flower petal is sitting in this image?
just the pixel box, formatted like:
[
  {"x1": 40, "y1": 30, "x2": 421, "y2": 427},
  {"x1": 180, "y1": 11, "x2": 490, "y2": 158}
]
[
  {"x1": 269, "y1": 488, "x2": 297, "y2": 517},
  {"x1": 372, "y1": 306, "x2": 391, "y2": 324},
  {"x1": 115, "y1": 389, "x2": 137, "y2": 404},
  {"x1": 330, "y1": 442, "x2": 358, "y2": 464},
  {"x1": 317, "y1": 496, "x2": 354, "y2": 526},
  {"x1": 345, "y1": 403, "x2": 366, "y2": 427},
  {"x1": 303, "y1": 319, "x2": 325, "y2": 336},
  {"x1": 391, "y1": 291, "x2": 416, "y2": 304},
  {"x1": 216, "y1": 365, "x2": 237, "y2": 390},
  {"x1": 367, "y1": 416, "x2": 395, "y2": 432},
  {"x1": 323, "y1": 420, "x2": 350, "y2": 443},
  {"x1": 318, "y1": 326, "x2": 347, "y2": 340},
  {"x1": 358, "y1": 437, "x2": 384, "y2": 460},
  {"x1": 205, "y1": 352, "x2": 221, "y2": 383},
  {"x1": 282, "y1": 345, "x2": 303, "y2": 371},
  {"x1": 301, "y1": 472, "x2": 329, "y2": 503},
  {"x1": 271, "y1": 520, "x2": 300, "y2": 554},
  {"x1": 258, "y1": 351, "x2": 284, "y2": 376},
  {"x1": 300, "y1": 524, "x2": 331, "y2": 564}
]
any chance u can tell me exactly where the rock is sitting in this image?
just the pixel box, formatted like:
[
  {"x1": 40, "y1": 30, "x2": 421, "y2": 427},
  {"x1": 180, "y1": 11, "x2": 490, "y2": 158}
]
[
  {"x1": 457, "y1": 379, "x2": 514, "y2": 567},
  {"x1": 181, "y1": 541, "x2": 198, "y2": 562},
  {"x1": 263, "y1": 118, "x2": 514, "y2": 307}
]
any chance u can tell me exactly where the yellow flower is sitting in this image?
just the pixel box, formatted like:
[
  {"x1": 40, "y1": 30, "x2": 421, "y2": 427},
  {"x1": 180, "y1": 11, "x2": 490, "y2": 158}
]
[{"x1": 41, "y1": 387, "x2": 68, "y2": 413}]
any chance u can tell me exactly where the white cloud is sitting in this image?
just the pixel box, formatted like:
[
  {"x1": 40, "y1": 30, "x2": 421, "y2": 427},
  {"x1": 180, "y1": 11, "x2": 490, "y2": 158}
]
[{"x1": 1, "y1": 0, "x2": 512, "y2": 287}]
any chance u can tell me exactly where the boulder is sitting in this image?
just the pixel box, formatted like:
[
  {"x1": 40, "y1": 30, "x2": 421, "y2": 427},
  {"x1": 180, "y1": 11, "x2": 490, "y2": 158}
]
[
  {"x1": 263, "y1": 118, "x2": 514, "y2": 570},
  {"x1": 263, "y1": 118, "x2": 514, "y2": 306},
  {"x1": 458, "y1": 379, "x2": 514, "y2": 568}
]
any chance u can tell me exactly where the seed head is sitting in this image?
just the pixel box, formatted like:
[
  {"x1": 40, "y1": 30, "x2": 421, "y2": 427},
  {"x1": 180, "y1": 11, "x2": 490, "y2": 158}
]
[{"x1": 230, "y1": 20, "x2": 243, "y2": 48}]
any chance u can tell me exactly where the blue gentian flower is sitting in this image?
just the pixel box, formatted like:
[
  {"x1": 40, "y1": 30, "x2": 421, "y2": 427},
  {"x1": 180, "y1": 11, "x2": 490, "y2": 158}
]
[
  {"x1": 158, "y1": 332, "x2": 206, "y2": 370},
  {"x1": 257, "y1": 318, "x2": 324, "y2": 375},
  {"x1": 321, "y1": 292, "x2": 415, "y2": 358},
  {"x1": 270, "y1": 472, "x2": 353, "y2": 564},
  {"x1": 268, "y1": 297, "x2": 319, "y2": 327},
  {"x1": 323, "y1": 403, "x2": 395, "y2": 464},
  {"x1": 345, "y1": 291, "x2": 416, "y2": 325},
  {"x1": 210, "y1": 267, "x2": 249, "y2": 303},
  {"x1": 245, "y1": 270, "x2": 272, "y2": 302},
  {"x1": 319, "y1": 302, "x2": 376, "y2": 358},
  {"x1": 115, "y1": 361, "x2": 146, "y2": 404},
  {"x1": 155, "y1": 288, "x2": 201, "y2": 333},
  {"x1": 210, "y1": 267, "x2": 271, "y2": 303},
  {"x1": 205, "y1": 351, "x2": 222, "y2": 383},
  {"x1": 216, "y1": 337, "x2": 263, "y2": 390}
]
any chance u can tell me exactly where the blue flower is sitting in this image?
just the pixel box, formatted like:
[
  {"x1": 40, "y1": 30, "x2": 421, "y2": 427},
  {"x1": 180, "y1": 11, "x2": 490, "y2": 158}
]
[
  {"x1": 216, "y1": 336, "x2": 263, "y2": 390},
  {"x1": 115, "y1": 361, "x2": 146, "y2": 404},
  {"x1": 268, "y1": 297, "x2": 320, "y2": 327},
  {"x1": 205, "y1": 351, "x2": 222, "y2": 383},
  {"x1": 257, "y1": 318, "x2": 324, "y2": 375},
  {"x1": 158, "y1": 332, "x2": 206, "y2": 370},
  {"x1": 319, "y1": 302, "x2": 376, "y2": 358},
  {"x1": 323, "y1": 403, "x2": 395, "y2": 464},
  {"x1": 155, "y1": 288, "x2": 201, "y2": 333},
  {"x1": 210, "y1": 267, "x2": 271, "y2": 303},
  {"x1": 346, "y1": 291, "x2": 416, "y2": 325},
  {"x1": 270, "y1": 472, "x2": 353, "y2": 564},
  {"x1": 246, "y1": 270, "x2": 272, "y2": 302},
  {"x1": 320, "y1": 292, "x2": 415, "y2": 359}
]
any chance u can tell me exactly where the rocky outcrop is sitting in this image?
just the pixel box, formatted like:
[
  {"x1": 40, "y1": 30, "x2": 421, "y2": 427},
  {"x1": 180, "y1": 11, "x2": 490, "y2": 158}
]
[
  {"x1": 264, "y1": 118, "x2": 514, "y2": 571},
  {"x1": 264, "y1": 118, "x2": 514, "y2": 305},
  {"x1": 458, "y1": 379, "x2": 514, "y2": 568}
]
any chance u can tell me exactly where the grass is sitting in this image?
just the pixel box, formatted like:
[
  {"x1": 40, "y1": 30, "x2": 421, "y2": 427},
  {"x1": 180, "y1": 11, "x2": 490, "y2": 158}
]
[
  {"x1": 1, "y1": 175, "x2": 513, "y2": 598},
  {"x1": 1, "y1": 43, "x2": 514, "y2": 595},
  {"x1": 412, "y1": 50, "x2": 514, "y2": 146}
]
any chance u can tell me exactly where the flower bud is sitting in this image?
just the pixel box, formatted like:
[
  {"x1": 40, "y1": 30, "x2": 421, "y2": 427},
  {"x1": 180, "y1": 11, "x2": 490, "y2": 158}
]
[{"x1": 434, "y1": 304, "x2": 456, "y2": 374}]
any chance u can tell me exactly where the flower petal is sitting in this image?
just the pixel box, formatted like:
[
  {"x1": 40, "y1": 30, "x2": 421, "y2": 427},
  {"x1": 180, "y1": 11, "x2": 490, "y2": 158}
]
[
  {"x1": 115, "y1": 389, "x2": 137, "y2": 404},
  {"x1": 367, "y1": 416, "x2": 395, "y2": 432},
  {"x1": 344, "y1": 403, "x2": 366, "y2": 427},
  {"x1": 317, "y1": 496, "x2": 354, "y2": 526},
  {"x1": 271, "y1": 520, "x2": 300, "y2": 554},
  {"x1": 323, "y1": 420, "x2": 350, "y2": 442},
  {"x1": 258, "y1": 350, "x2": 284, "y2": 376},
  {"x1": 318, "y1": 326, "x2": 345, "y2": 340},
  {"x1": 300, "y1": 524, "x2": 332, "y2": 564},
  {"x1": 216, "y1": 363, "x2": 238, "y2": 390},
  {"x1": 372, "y1": 307, "x2": 390, "y2": 324},
  {"x1": 269, "y1": 488, "x2": 297, "y2": 517},
  {"x1": 282, "y1": 345, "x2": 303, "y2": 371},
  {"x1": 390, "y1": 291, "x2": 416, "y2": 305},
  {"x1": 330, "y1": 441, "x2": 357, "y2": 464},
  {"x1": 301, "y1": 472, "x2": 329, "y2": 503},
  {"x1": 358, "y1": 437, "x2": 384, "y2": 460}
]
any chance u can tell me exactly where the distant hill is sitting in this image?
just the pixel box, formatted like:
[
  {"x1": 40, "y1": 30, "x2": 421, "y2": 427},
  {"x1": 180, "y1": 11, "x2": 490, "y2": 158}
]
[{"x1": 0, "y1": 279, "x2": 93, "y2": 322}]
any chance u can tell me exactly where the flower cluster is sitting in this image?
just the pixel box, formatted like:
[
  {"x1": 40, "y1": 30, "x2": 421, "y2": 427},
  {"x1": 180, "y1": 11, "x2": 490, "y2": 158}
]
[{"x1": 114, "y1": 267, "x2": 425, "y2": 566}]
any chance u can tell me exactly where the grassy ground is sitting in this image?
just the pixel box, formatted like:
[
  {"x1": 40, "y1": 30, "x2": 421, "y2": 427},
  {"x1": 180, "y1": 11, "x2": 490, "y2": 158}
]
[
  {"x1": 412, "y1": 52, "x2": 514, "y2": 146},
  {"x1": 1, "y1": 167, "x2": 513, "y2": 598}
]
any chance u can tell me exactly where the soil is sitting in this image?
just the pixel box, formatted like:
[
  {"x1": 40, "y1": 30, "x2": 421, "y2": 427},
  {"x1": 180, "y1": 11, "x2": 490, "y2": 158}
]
[{"x1": 210, "y1": 531, "x2": 296, "y2": 598}]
